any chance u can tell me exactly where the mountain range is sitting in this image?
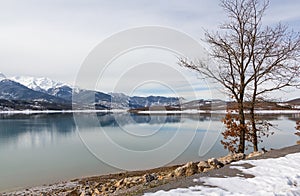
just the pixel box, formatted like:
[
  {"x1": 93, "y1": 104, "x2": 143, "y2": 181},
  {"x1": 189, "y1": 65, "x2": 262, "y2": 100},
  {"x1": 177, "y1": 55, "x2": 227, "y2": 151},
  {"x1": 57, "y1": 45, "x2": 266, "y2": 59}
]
[
  {"x1": 0, "y1": 73, "x2": 299, "y2": 112},
  {"x1": 0, "y1": 73, "x2": 181, "y2": 111}
]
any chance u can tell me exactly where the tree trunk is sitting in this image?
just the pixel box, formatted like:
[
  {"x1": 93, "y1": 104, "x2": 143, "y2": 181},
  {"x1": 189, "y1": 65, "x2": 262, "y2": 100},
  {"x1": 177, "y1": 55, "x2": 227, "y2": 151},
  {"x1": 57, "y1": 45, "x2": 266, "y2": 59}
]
[
  {"x1": 251, "y1": 72, "x2": 258, "y2": 152},
  {"x1": 237, "y1": 101, "x2": 246, "y2": 153},
  {"x1": 250, "y1": 105, "x2": 258, "y2": 152},
  {"x1": 238, "y1": 70, "x2": 246, "y2": 154}
]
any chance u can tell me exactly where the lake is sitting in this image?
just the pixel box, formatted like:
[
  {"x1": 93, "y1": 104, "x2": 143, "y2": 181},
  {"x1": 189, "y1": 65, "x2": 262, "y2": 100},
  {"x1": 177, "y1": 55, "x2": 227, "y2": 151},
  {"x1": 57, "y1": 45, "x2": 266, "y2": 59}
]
[{"x1": 0, "y1": 112, "x2": 299, "y2": 192}]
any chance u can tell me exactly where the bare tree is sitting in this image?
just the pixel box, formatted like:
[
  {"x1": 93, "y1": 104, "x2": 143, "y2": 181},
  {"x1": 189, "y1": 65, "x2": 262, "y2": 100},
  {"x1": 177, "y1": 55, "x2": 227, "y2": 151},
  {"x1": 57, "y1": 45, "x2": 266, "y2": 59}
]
[
  {"x1": 180, "y1": 0, "x2": 300, "y2": 153},
  {"x1": 248, "y1": 22, "x2": 300, "y2": 151}
]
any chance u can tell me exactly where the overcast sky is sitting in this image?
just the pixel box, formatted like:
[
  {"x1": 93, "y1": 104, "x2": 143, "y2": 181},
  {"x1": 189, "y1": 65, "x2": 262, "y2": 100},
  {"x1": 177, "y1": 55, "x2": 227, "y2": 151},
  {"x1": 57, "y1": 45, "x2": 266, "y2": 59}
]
[{"x1": 1, "y1": 0, "x2": 300, "y2": 100}]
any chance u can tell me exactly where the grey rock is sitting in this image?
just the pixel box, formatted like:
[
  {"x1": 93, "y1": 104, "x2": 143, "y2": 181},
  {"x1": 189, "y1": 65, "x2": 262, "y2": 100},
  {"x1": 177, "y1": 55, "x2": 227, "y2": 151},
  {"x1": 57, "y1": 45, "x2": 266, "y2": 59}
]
[{"x1": 143, "y1": 173, "x2": 158, "y2": 183}]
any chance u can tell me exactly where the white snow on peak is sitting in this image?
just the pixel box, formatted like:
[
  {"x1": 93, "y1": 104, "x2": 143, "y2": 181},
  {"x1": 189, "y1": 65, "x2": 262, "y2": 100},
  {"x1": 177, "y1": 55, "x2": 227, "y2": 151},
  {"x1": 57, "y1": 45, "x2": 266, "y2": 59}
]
[
  {"x1": 109, "y1": 92, "x2": 129, "y2": 99},
  {"x1": 10, "y1": 76, "x2": 70, "y2": 92},
  {"x1": 0, "y1": 72, "x2": 6, "y2": 81}
]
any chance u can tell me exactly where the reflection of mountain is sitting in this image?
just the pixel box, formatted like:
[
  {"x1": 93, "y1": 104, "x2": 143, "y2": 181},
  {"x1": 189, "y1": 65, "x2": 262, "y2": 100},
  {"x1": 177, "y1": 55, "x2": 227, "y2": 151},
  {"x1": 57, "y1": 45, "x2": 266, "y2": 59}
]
[
  {"x1": 286, "y1": 113, "x2": 300, "y2": 122},
  {"x1": 1, "y1": 113, "x2": 299, "y2": 147},
  {"x1": 0, "y1": 113, "x2": 214, "y2": 141},
  {"x1": 245, "y1": 113, "x2": 300, "y2": 122},
  {"x1": 0, "y1": 114, "x2": 76, "y2": 142},
  {"x1": 97, "y1": 113, "x2": 183, "y2": 127}
]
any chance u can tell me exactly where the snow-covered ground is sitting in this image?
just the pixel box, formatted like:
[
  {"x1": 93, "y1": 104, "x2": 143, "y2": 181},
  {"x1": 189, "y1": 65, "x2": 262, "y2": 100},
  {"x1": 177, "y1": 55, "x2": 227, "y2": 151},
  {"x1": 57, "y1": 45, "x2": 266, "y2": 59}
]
[{"x1": 145, "y1": 152, "x2": 300, "y2": 196}]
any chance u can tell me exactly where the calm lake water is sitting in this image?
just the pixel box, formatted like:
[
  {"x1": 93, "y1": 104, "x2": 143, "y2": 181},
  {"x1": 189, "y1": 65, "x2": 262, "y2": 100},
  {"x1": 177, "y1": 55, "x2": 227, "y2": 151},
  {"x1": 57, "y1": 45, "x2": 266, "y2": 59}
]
[{"x1": 0, "y1": 112, "x2": 299, "y2": 191}]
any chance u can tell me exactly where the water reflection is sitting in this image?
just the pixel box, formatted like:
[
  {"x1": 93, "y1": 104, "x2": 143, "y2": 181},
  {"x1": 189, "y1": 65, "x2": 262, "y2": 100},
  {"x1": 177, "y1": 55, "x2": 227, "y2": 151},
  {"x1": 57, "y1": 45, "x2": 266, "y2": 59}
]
[
  {"x1": 0, "y1": 112, "x2": 299, "y2": 192},
  {"x1": 0, "y1": 114, "x2": 76, "y2": 149},
  {"x1": 1, "y1": 112, "x2": 299, "y2": 148}
]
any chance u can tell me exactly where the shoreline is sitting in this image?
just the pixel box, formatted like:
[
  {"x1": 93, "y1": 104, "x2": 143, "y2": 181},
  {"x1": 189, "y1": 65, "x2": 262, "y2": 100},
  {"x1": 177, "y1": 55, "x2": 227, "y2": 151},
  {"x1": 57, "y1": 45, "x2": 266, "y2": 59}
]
[
  {"x1": 3, "y1": 145, "x2": 300, "y2": 196},
  {"x1": 0, "y1": 109, "x2": 299, "y2": 115},
  {"x1": 0, "y1": 109, "x2": 128, "y2": 114},
  {"x1": 1, "y1": 164, "x2": 182, "y2": 195}
]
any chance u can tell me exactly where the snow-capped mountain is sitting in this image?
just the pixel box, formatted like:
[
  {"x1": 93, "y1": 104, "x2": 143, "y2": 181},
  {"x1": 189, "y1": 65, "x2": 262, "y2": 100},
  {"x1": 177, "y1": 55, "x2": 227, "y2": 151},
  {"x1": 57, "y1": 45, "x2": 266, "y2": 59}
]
[
  {"x1": 0, "y1": 73, "x2": 299, "y2": 112},
  {"x1": 47, "y1": 85, "x2": 73, "y2": 101},
  {"x1": 0, "y1": 79, "x2": 67, "y2": 103},
  {"x1": 109, "y1": 93, "x2": 181, "y2": 109},
  {"x1": 109, "y1": 93, "x2": 130, "y2": 108},
  {"x1": 0, "y1": 74, "x2": 182, "y2": 110},
  {"x1": 129, "y1": 96, "x2": 180, "y2": 108},
  {"x1": 10, "y1": 76, "x2": 70, "y2": 93}
]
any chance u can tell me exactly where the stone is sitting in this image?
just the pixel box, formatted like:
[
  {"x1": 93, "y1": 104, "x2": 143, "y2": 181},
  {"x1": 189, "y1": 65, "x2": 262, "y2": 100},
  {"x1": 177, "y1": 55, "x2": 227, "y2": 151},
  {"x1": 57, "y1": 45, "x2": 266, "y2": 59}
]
[
  {"x1": 115, "y1": 179, "x2": 124, "y2": 188},
  {"x1": 247, "y1": 151, "x2": 264, "y2": 159},
  {"x1": 208, "y1": 158, "x2": 224, "y2": 168},
  {"x1": 66, "y1": 189, "x2": 78, "y2": 196},
  {"x1": 94, "y1": 188, "x2": 100, "y2": 194},
  {"x1": 218, "y1": 154, "x2": 234, "y2": 165},
  {"x1": 109, "y1": 186, "x2": 116, "y2": 192},
  {"x1": 80, "y1": 191, "x2": 85, "y2": 196},
  {"x1": 167, "y1": 172, "x2": 175, "y2": 178},
  {"x1": 203, "y1": 167, "x2": 212, "y2": 172},
  {"x1": 157, "y1": 175, "x2": 164, "y2": 180},
  {"x1": 197, "y1": 161, "x2": 210, "y2": 172},
  {"x1": 126, "y1": 182, "x2": 135, "y2": 188},
  {"x1": 184, "y1": 162, "x2": 198, "y2": 176},
  {"x1": 131, "y1": 176, "x2": 143, "y2": 184},
  {"x1": 94, "y1": 182, "x2": 100, "y2": 188},
  {"x1": 85, "y1": 189, "x2": 92, "y2": 195},
  {"x1": 143, "y1": 173, "x2": 157, "y2": 183},
  {"x1": 174, "y1": 166, "x2": 186, "y2": 177},
  {"x1": 101, "y1": 185, "x2": 109, "y2": 192},
  {"x1": 138, "y1": 177, "x2": 144, "y2": 183},
  {"x1": 232, "y1": 153, "x2": 245, "y2": 161},
  {"x1": 217, "y1": 153, "x2": 244, "y2": 165},
  {"x1": 173, "y1": 161, "x2": 198, "y2": 177}
]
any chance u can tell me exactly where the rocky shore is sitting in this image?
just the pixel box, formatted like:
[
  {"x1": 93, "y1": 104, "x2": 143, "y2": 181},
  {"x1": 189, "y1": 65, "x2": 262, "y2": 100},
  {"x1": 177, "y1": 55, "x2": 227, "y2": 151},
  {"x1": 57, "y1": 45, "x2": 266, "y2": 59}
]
[{"x1": 1, "y1": 151, "x2": 265, "y2": 196}]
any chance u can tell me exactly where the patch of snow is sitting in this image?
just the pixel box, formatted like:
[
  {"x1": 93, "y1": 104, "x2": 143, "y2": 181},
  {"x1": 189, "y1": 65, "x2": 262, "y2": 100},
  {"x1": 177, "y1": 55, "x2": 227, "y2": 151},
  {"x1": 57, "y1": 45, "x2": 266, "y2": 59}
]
[
  {"x1": 277, "y1": 103, "x2": 289, "y2": 107},
  {"x1": 72, "y1": 86, "x2": 81, "y2": 94},
  {"x1": 229, "y1": 165, "x2": 245, "y2": 170},
  {"x1": 145, "y1": 152, "x2": 300, "y2": 196},
  {"x1": 109, "y1": 92, "x2": 129, "y2": 98}
]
